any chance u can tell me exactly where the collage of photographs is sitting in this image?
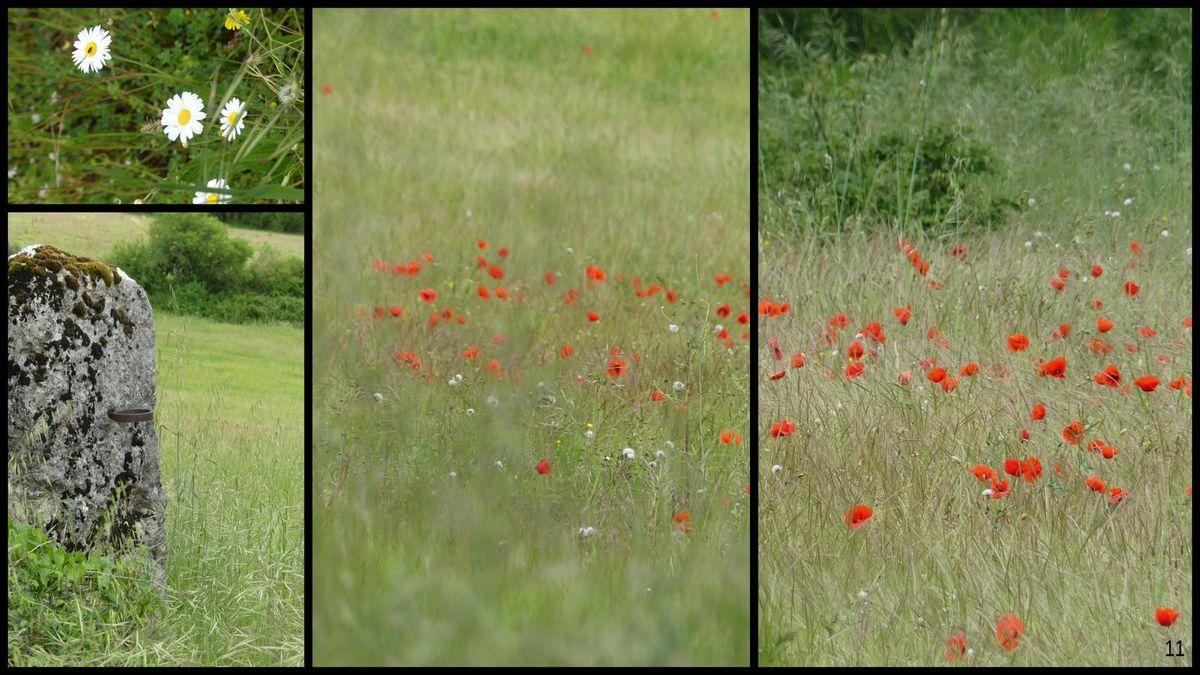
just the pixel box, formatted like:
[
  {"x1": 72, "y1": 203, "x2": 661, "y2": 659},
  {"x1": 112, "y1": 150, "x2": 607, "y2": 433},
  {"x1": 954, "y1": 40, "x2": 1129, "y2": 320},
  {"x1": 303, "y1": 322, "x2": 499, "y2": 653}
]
[{"x1": 4, "y1": 6, "x2": 1191, "y2": 668}]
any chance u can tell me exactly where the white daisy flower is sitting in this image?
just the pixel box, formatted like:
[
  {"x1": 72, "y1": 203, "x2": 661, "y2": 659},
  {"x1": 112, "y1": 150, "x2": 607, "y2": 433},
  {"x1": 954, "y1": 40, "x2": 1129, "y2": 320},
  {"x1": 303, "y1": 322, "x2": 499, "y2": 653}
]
[
  {"x1": 72, "y1": 25, "x2": 112, "y2": 73},
  {"x1": 373, "y1": 392, "x2": 384, "y2": 403},
  {"x1": 668, "y1": 323, "x2": 679, "y2": 333},
  {"x1": 621, "y1": 447, "x2": 635, "y2": 460},
  {"x1": 161, "y1": 92, "x2": 206, "y2": 147},
  {"x1": 218, "y1": 97, "x2": 246, "y2": 141},
  {"x1": 578, "y1": 526, "x2": 596, "y2": 538},
  {"x1": 192, "y1": 178, "x2": 231, "y2": 204},
  {"x1": 1124, "y1": 198, "x2": 1134, "y2": 205},
  {"x1": 771, "y1": 464, "x2": 782, "y2": 474}
]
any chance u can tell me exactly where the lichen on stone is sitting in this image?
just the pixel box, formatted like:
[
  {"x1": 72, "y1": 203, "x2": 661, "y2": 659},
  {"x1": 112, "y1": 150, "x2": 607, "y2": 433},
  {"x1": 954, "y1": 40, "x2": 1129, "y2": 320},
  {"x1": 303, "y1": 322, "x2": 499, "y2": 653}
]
[{"x1": 8, "y1": 244, "x2": 122, "y2": 289}]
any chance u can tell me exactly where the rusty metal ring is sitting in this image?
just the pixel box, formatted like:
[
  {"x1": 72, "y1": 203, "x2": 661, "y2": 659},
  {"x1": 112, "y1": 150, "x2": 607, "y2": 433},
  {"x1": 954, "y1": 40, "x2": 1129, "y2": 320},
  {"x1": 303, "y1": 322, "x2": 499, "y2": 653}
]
[{"x1": 109, "y1": 407, "x2": 153, "y2": 423}]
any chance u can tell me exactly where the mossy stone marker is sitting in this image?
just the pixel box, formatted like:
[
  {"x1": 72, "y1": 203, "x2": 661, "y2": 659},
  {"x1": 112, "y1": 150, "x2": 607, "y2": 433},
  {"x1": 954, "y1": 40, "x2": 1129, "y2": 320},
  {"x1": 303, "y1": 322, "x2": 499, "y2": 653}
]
[{"x1": 8, "y1": 244, "x2": 166, "y2": 584}]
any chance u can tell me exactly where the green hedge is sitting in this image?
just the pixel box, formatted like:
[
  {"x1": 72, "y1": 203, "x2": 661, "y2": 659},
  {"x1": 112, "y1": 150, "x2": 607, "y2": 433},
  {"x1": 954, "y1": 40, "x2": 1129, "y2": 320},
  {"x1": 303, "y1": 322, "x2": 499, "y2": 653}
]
[{"x1": 111, "y1": 213, "x2": 303, "y2": 326}]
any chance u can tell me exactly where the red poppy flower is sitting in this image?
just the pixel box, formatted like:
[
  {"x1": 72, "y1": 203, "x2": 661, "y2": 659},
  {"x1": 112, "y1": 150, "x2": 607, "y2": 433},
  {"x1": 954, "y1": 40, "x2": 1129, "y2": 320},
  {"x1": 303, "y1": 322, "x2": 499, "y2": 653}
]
[
  {"x1": 845, "y1": 361, "x2": 864, "y2": 380},
  {"x1": 587, "y1": 311, "x2": 600, "y2": 322},
  {"x1": 1004, "y1": 458, "x2": 1021, "y2": 477},
  {"x1": 1020, "y1": 428, "x2": 1030, "y2": 442},
  {"x1": 770, "y1": 420, "x2": 797, "y2": 438},
  {"x1": 971, "y1": 464, "x2": 996, "y2": 482},
  {"x1": 673, "y1": 511, "x2": 693, "y2": 534},
  {"x1": 959, "y1": 362, "x2": 979, "y2": 376},
  {"x1": 536, "y1": 459, "x2": 551, "y2": 475},
  {"x1": 893, "y1": 306, "x2": 912, "y2": 325},
  {"x1": 1156, "y1": 607, "x2": 1181, "y2": 627},
  {"x1": 844, "y1": 504, "x2": 873, "y2": 529},
  {"x1": 791, "y1": 352, "x2": 805, "y2": 369},
  {"x1": 1007, "y1": 333, "x2": 1029, "y2": 351},
  {"x1": 1138, "y1": 326, "x2": 1158, "y2": 337},
  {"x1": 1050, "y1": 276, "x2": 1066, "y2": 292},
  {"x1": 769, "y1": 370, "x2": 786, "y2": 380},
  {"x1": 559, "y1": 344, "x2": 572, "y2": 358},
  {"x1": 719, "y1": 429, "x2": 742, "y2": 445},
  {"x1": 606, "y1": 359, "x2": 626, "y2": 378},
  {"x1": 1124, "y1": 280, "x2": 1140, "y2": 296},
  {"x1": 463, "y1": 346, "x2": 479, "y2": 360},
  {"x1": 1091, "y1": 264, "x2": 1103, "y2": 277},
  {"x1": 1134, "y1": 375, "x2": 1160, "y2": 392},
  {"x1": 716, "y1": 304, "x2": 731, "y2": 318},
  {"x1": 945, "y1": 632, "x2": 967, "y2": 663},
  {"x1": 1094, "y1": 364, "x2": 1120, "y2": 387},
  {"x1": 1109, "y1": 487, "x2": 1128, "y2": 505},
  {"x1": 650, "y1": 390, "x2": 666, "y2": 402},
  {"x1": 1051, "y1": 323, "x2": 1071, "y2": 340},
  {"x1": 940, "y1": 376, "x2": 958, "y2": 392},
  {"x1": 1031, "y1": 402, "x2": 1046, "y2": 420},
  {"x1": 848, "y1": 342, "x2": 864, "y2": 360},
  {"x1": 1062, "y1": 421, "x2": 1084, "y2": 445},
  {"x1": 991, "y1": 479, "x2": 1010, "y2": 499},
  {"x1": 321, "y1": 83, "x2": 334, "y2": 95},
  {"x1": 419, "y1": 288, "x2": 438, "y2": 303},
  {"x1": 995, "y1": 613, "x2": 1025, "y2": 651},
  {"x1": 1021, "y1": 456, "x2": 1042, "y2": 482},
  {"x1": 1085, "y1": 475, "x2": 1107, "y2": 492},
  {"x1": 1097, "y1": 316, "x2": 1115, "y2": 333},
  {"x1": 928, "y1": 367, "x2": 947, "y2": 383},
  {"x1": 898, "y1": 370, "x2": 911, "y2": 386},
  {"x1": 1037, "y1": 356, "x2": 1067, "y2": 378}
]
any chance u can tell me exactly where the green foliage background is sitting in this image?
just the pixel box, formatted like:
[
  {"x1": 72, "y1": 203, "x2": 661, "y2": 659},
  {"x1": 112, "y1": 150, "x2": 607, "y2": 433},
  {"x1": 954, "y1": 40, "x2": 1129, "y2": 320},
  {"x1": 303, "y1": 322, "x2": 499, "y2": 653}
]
[
  {"x1": 758, "y1": 8, "x2": 1191, "y2": 240},
  {"x1": 7, "y1": 7, "x2": 305, "y2": 204},
  {"x1": 111, "y1": 213, "x2": 304, "y2": 326}
]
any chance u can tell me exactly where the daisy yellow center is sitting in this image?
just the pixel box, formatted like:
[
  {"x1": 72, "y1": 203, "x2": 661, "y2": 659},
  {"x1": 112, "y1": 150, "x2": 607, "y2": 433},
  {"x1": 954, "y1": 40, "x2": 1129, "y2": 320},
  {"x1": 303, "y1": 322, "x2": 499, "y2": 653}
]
[
  {"x1": 227, "y1": 111, "x2": 238, "y2": 124},
  {"x1": 85, "y1": 41, "x2": 97, "y2": 57},
  {"x1": 178, "y1": 108, "x2": 191, "y2": 125},
  {"x1": 206, "y1": 193, "x2": 219, "y2": 204}
]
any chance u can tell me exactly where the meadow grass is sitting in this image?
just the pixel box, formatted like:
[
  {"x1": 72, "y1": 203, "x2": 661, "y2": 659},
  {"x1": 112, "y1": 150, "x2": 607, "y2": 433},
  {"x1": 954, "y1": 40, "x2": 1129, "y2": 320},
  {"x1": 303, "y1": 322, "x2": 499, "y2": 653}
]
[
  {"x1": 313, "y1": 8, "x2": 750, "y2": 666},
  {"x1": 758, "y1": 9, "x2": 1192, "y2": 666},
  {"x1": 8, "y1": 212, "x2": 305, "y2": 258},
  {"x1": 6, "y1": 228, "x2": 305, "y2": 664},
  {"x1": 7, "y1": 8, "x2": 304, "y2": 204}
]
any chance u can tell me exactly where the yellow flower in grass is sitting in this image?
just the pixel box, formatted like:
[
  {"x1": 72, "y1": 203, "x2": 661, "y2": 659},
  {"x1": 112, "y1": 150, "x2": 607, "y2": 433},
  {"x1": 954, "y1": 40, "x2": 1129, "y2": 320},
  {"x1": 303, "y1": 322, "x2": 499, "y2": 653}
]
[{"x1": 225, "y1": 9, "x2": 250, "y2": 31}]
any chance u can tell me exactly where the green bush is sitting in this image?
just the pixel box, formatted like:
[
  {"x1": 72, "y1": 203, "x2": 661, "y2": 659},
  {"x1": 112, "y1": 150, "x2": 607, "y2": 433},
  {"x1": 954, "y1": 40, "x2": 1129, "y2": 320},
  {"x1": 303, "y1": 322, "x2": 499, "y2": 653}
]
[
  {"x1": 149, "y1": 213, "x2": 253, "y2": 293},
  {"x1": 111, "y1": 213, "x2": 302, "y2": 326},
  {"x1": 7, "y1": 518, "x2": 162, "y2": 664},
  {"x1": 765, "y1": 123, "x2": 1020, "y2": 235}
]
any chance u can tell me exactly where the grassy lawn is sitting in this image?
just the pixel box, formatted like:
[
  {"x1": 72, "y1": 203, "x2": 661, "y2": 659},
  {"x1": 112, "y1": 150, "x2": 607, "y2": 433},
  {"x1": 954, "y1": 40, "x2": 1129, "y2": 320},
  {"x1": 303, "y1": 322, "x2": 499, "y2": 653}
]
[
  {"x1": 313, "y1": 8, "x2": 750, "y2": 666},
  {"x1": 8, "y1": 212, "x2": 304, "y2": 259},
  {"x1": 758, "y1": 9, "x2": 1191, "y2": 667}
]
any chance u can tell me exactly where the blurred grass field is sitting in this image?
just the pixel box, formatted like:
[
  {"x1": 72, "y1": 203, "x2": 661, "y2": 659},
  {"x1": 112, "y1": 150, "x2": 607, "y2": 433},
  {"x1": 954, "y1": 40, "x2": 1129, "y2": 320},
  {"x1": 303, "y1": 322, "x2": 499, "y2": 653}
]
[
  {"x1": 758, "y1": 9, "x2": 1191, "y2": 666},
  {"x1": 6, "y1": 230, "x2": 304, "y2": 665},
  {"x1": 7, "y1": 8, "x2": 304, "y2": 204},
  {"x1": 313, "y1": 8, "x2": 750, "y2": 666}
]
